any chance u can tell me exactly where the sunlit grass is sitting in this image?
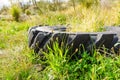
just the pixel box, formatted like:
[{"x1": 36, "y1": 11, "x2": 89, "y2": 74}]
[
  {"x1": 30, "y1": 3, "x2": 120, "y2": 32},
  {"x1": 66, "y1": 4, "x2": 120, "y2": 32}
]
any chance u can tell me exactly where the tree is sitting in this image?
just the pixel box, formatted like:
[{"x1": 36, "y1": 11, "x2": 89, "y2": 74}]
[
  {"x1": 32, "y1": 0, "x2": 43, "y2": 13},
  {"x1": 0, "y1": 6, "x2": 9, "y2": 14},
  {"x1": 71, "y1": 0, "x2": 76, "y2": 11}
]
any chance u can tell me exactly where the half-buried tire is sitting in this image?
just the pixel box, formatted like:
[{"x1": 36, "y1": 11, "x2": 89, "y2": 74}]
[{"x1": 28, "y1": 26, "x2": 120, "y2": 55}]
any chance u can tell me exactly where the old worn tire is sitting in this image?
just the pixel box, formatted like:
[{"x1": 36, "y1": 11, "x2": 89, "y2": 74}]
[{"x1": 28, "y1": 25, "x2": 120, "y2": 54}]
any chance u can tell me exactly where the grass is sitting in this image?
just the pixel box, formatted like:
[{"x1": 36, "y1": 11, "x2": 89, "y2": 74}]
[
  {"x1": 0, "y1": 2, "x2": 120, "y2": 80},
  {"x1": 33, "y1": 3, "x2": 120, "y2": 32}
]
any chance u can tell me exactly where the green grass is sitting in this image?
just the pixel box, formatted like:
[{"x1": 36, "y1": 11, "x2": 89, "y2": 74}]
[{"x1": 0, "y1": 2, "x2": 120, "y2": 80}]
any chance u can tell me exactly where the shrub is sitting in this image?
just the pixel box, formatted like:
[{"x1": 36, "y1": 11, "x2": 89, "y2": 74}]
[
  {"x1": 10, "y1": 5, "x2": 21, "y2": 21},
  {"x1": 78, "y1": 0, "x2": 99, "y2": 8},
  {"x1": 25, "y1": 9, "x2": 31, "y2": 16}
]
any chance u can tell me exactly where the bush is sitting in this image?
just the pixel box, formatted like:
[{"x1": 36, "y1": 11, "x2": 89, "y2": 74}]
[
  {"x1": 10, "y1": 5, "x2": 21, "y2": 21},
  {"x1": 78, "y1": 0, "x2": 99, "y2": 8},
  {"x1": 25, "y1": 9, "x2": 31, "y2": 16}
]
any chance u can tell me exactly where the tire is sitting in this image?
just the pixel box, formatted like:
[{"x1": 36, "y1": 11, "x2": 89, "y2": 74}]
[{"x1": 28, "y1": 25, "x2": 120, "y2": 54}]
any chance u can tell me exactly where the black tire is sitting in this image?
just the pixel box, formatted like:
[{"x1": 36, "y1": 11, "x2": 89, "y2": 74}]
[{"x1": 28, "y1": 25, "x2": 120, "y2": 54}]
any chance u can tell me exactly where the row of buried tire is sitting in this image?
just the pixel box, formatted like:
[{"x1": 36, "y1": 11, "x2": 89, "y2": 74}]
[{"x1": 28, "y1": 25, "x2": 120, "y2": 54}]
